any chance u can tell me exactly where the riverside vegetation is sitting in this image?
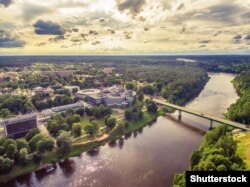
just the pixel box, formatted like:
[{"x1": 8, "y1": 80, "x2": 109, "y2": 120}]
[{"x1": 174, "y1": 70, "x2": 250, "y2": 187}]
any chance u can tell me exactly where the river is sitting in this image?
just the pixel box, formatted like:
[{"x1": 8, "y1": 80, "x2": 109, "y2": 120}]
[{"x1": 7, "y1": 73, "x2": 239, "y2": 187}]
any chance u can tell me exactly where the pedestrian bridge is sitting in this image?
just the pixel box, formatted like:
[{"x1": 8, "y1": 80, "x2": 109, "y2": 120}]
[{"x1": 153, "y1": 98, "x2": 249, "y2": 131}]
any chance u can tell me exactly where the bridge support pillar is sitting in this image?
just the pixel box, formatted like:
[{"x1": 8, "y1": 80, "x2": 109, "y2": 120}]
[
  {"x1": 178, "y1": 110, "x2": 182, "y2": 120},
  {"x1": 209, "y1": 120, "x2": 213, "y2": 129}
]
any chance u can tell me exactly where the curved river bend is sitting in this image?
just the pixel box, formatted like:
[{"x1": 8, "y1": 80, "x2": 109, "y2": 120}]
[{"x1": 7, "y1": 73, "x2": 238, "y2": 187}]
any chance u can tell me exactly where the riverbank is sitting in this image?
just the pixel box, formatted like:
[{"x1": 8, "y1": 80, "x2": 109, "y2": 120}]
[
  {"x1": 3, "y1": 73, "x2": 238, "y2": 186},
  {"x1": 0, "y1": 111, "x2": 158, "y2": 184}
]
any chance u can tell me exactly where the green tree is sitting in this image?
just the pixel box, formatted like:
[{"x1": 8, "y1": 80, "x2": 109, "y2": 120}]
[
  {"x1": 125, "y1": 109, "x2": 133, "y2": 121},
  {"x1": 56, "y1": 131, "x2": 72, "y2": 156},
  {"x1": 32, "y1": 152, "x2": 42, "y2": 163},
  {"x1": 217, "y1": 165, "x2": 227, "y2": 171},
  {"x1": 3, "y1": 139, "x2": 16, "y2": 151},
  {"x1": 36, "y1": 138, "x2": 54, "y2": 153},
  {"x1": 16, "y1": 139, "x2": 29, "y2": 151},
  {"x1": 137, "y1": 92, "x2": 144, "y2": 101},
  {"x1": 146, "y1": 100, "x2": 158, "y2": 113},
  {"x1": 0, "y1": 109, "x2": 12, "y2": 118},
  {"x1": 84, "y1": 122, "x2": 98, "y2": 136},
  {"x1": 105, "y1": 117, "x2": 116, "y2": 129},
  {"x1": 19, "y1": 148, "x2": 28, "y2": 164},
  {"x1": 6, "y1": 144, "x2": 17, "y2": 159},
  {"x1": 47, "y1": 120, "x2": 61, "y2": 136},
  {"x1": 72, "y1": 123, "x2": 82, "y2": 137},
  {"x1": 75, "y1": 108, "x2": 85, "y2": 116},
  {"x1": 28, "y1": 134, "x2": 44, "y2": 152},
  {"x1": 0, "y1": 156, "x2": 14, "y2": 172},
  {"x1": 125, "y1": 82, "x2": 135, "y2": 90},
  {"x1": 26, "y1": 128, "x2": 40, "y2": 141}
]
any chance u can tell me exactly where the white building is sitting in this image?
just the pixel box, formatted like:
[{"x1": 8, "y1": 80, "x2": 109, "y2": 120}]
[
  {"x1": 77, "y1": 85, "x2": 135, "y2": 107},
  {"x1": 41, "y1": 101, "x2": 91, "y2": 117}
]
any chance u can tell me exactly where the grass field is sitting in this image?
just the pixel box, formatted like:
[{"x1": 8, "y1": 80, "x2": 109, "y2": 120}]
[
  {"x1": 235, "y1": 132, "x2": 250, "y2": 169},
  {"x1": 0, "y1": 162, "x2": 39, "y2": 183}
]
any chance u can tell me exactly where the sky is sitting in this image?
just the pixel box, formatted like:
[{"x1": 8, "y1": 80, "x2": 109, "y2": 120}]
[{"x1": 0, "y1": 0, "x2": 250, "y2": 55}]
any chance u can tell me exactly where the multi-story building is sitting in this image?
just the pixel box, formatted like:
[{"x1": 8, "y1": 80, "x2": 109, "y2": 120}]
[
  {"x1": 77, "y1": 85, "x2": 135, "y2": 107},
  {"x1": 2, "y1": 114, "x2": 38, "y2": 138}
]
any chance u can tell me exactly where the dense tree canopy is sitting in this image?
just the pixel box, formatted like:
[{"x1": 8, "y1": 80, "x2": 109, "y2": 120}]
[
  {"x1": 121, "y1": 66, "x2": 208, "y2": 105},
  {"x1": 0, "y1": 95, "x2": 32, "y2": 115},
  {"x1": 228, "y1": 71, "x2": 250, "y2": 125},
  {"x1": 173, "y1": 125, "x2": 246, "y2": 187}
]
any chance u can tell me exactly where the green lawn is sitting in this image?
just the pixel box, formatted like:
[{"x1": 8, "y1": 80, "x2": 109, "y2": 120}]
[
  {"x1": 110, "y1": 112, "x2": 157, "y2": 141},
  {"x1": 79, "y1": 115, "x2": 105, "y2": 130},
  {"x1": 235, "y1": 132, "x2": 250, "y2": 169},
  {"x1": 69, "y1": 141, "x2": 104, "y2": 157},
  {"x1": 0, "y1": 162, "x2": 39, "y2": 184}
]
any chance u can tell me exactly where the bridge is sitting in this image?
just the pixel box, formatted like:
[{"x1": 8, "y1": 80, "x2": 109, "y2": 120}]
[{"x1": 153, "y1": 98, "x2": 249, "y2": 131}]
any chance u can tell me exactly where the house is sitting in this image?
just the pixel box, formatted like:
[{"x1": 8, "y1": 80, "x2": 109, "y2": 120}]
[{"x1": 103, "y1": 67, "x2": 113, "y2": 74}]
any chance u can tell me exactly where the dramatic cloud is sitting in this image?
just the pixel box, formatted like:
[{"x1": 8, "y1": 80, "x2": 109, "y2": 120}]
[
  {"x1": 0, "y1": 32, "x2": 25, "y2": 48},
  {"x1": 244, "y1": 34, "x2": 250, "y2": 41},
  {"x1": 33, "y1": 20, "x2": 64, "y2": 35},
  {"x1": 116, "y1": 0, "x2": 146, "y2": 15},
  {"x1": 233, "y1": 34, "x2": 242, "y2": 43},
  {"x1": 0, "y1": 0, "x2": 13, "y2": 7},
  {"x1": 1, "y1": 0, "x2": 250, "y2": 54}
]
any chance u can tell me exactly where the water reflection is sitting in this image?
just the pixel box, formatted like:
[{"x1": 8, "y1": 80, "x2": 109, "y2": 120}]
[
  {"x1": 6, "y1": 73, "x2": 239, "y2": 187},
  {"x1": 86, "y1": 148, "x2": 100, "y2": 157},
  {"x1": 108, "y1": 141, "x2": 117, "y2": 148},
  {"x1": 118, "y1": 138, "x2": 124, "y2": 149},
  {"x1": 58, "y1": 159, "x2": 76, "y2": 178}
]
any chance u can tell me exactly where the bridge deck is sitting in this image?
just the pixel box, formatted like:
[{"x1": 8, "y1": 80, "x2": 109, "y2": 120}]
[{"x1": 153, "y1": 98, "x2": 249, "y2": 131}]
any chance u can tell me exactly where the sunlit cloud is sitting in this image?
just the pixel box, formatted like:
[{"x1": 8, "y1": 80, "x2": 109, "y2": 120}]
[{"x1": 0, "y1": 0, "x2": 249, "y2": 54}]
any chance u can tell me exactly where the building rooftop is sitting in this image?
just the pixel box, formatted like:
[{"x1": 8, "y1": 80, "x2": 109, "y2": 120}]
[
  {"x1": 2, "y1": 114, "x2": 37, "y2": 125},
  {"x1": 41, "y1": 101, "x2": 91, "y2": 116}
]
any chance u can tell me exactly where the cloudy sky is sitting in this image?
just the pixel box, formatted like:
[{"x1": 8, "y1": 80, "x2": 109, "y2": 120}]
[{"x1": 0, "y1": 0, "x2": 250, "y2": 55}]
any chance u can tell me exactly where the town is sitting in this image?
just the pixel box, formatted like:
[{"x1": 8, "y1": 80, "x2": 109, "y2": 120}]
[{"x1": 0, "y1": 62, "x2": 163, "y2": 183}]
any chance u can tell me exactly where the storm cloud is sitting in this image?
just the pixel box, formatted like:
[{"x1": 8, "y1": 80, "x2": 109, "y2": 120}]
[
  {"x1": 244, "y1": 34, "x2": 250, "y2": 40},
  {"x1": 116, "y1": 0, "x2": 146, "y2": 15},
  {"x1": 0, "y1": 33, "x2": 25, "y2": 48},
  {"x1": 0, "y1": 0, "x2": 13, "y2": 7},
  {"x1": 33, "y1": 20, "x2": 64, "y2": 35},
  {"x1": 233, "y1": 34, "x2": 242, "y2": 43}
]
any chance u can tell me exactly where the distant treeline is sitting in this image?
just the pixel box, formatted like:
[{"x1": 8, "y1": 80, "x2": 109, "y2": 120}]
[
  {"x1": 121, "y1": 65, "x2": 209, "y2": 105},
  {"x1": 1, "y1": 55, "x2": 250, "y2": 73}
]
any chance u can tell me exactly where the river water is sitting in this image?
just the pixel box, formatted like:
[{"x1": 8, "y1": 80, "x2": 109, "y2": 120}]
[{"x1": 7, "y1": 73, "x2": 238, "y2": 187}]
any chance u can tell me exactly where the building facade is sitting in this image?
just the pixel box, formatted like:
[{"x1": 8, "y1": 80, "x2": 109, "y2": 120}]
[{"x1": 2, "y1": 114, "x2": 38, "y2": 138}]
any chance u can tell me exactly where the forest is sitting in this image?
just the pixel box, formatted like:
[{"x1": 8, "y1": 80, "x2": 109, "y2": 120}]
[
  {"x1": 227, "y1": 71, "x2": 250, "y2": 125},
  {"x1": 121, "y1": 65, "x2": 208, "y2": 105}
]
